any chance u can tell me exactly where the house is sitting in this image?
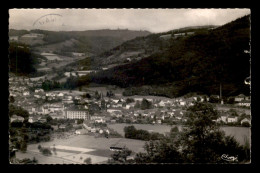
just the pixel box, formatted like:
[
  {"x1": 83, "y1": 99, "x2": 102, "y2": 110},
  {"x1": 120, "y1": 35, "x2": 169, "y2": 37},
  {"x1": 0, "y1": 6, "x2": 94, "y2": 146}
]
[
  {"x1": 72, "y1": 52, "x2": 85, "y2": 57},
  {"x1": 95, "y1": 118, "x2": 106, "y2": 123},
  {"x1": 75, "y1": 129, "x2": 88, "y2": 135},
  {"x1": 157, "y1": 119, "x2": 162, "y2": 124},
  {"x1": 227, "y1": 116, "x2": 238, "y2": 123},
  {"x1": 187, "y1": 32, "x2": 195, "y2": 35},
  {"x1": 42, "y1": 106, "x2": 50, "y2": 115},
  {"x1": 134, "y1": 98, "x2": 143, "y2": 102},
  {"x1": 59, "y1": 124, "x2": 66, "y2": 129},
  {"x1": 10, "y1": 115, "x2": 24, "y2": 122},
  {"x1": 158, "y1": 100, "x2": 166, "y2": 107},
  {"x1": 125, "y1": 105, "x2": 131, "y2": 109},
  {"x1": 159, "y1": 34, "x2": 171, "y2": 40},
  {"x1": 62, "y1": 96, "x2": 74, "y2": 103},
  {"x1": 35, "y1": 89, "x2": 44, "y2": 93},
  {"x1": 237, "y1": 100, "x2": 251, "y2": 107},
  {"x1": 241, "y1": 118, "x2": 251, "y2": 125},
  {"x1": 49, "y1": 103, "x2": 64, "y2": 112},
  {"x1": 174, "y1": 33, "x2": 186, "y2": 38},
  {"x1": 28, "y1": 116, "x2": 38, "y2": 123},
  {"x1": 90, "y1": 128, "x2": 97, "y2": 133},
  {"x1": 57, "y1": 93, "x2": 64, "y2": 97},
  {"x1": 235, "y1": 94, "x2": 246, "y2": 102},
  {"x1": 188, "y1": 102, "x2": 195, "y2": 106},
  {"x1": 125, "y1": 103, "x2": 135, "y2": 109},
  {"x1": 107, "y1": 109, "x2": 122, "y2": 114},
  {"x1": 111, "y1": 99, "x2": 120, "y2": 103},
  {"x1": 217, "y1": 116, "x2": 227, "y2": 123},
  {"x1": 38, "y1": 117, "x2": 47, "y2": 123},
  {"x1": 23, "y1": 91, "x2": 30, "y2": 96},
  {"x1": 34, "y1": 95, "x2": 41, "y2": 98},
  {"x1": 179, "y1": 101, "x2": 186, "y2": 106}
]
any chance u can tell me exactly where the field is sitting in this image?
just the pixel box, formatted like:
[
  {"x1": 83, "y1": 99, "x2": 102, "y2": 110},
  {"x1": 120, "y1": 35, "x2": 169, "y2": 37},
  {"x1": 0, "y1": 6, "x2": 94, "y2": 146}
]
[
  {"x1": 15, "y1": 135, "x2": 146, "y2": 164},
  {"x1": 221, "y1": 126, "x2": 251, "y2": 145},
  {"x1": 108, "y1": 123, "x2": 251, "y2": 146}
]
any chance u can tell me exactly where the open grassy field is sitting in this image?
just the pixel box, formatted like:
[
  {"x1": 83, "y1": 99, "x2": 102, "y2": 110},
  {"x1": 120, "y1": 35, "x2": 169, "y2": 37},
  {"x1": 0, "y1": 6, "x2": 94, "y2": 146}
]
[{"x1": 15, "y1": 134, "x2": 146, "y2": 164}]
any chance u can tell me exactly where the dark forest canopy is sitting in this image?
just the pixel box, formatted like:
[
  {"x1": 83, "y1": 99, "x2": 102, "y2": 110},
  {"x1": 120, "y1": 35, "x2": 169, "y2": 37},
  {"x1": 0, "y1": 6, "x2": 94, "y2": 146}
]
[
  {"x1": 88, "y1": 15, "x2": 250, "y2": 97},
  {"x1": 8, "y1": 42, "x2": 38, "y2": 75}
]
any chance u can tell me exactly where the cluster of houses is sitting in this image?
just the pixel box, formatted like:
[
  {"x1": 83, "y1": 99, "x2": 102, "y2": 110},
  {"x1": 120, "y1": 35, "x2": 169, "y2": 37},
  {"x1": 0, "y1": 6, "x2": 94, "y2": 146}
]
[
  {"x1": 215, "y1": 115, "x2": 251, "y2": 125},
  {"x1": 74, "y1": 119, "x2": 111, "y2": 135},
  {"x1": 64, "y1": 70, "x2": 97, "y2": 77},
  {"x1": 9, "y1": 74, "x2": 251, "y2": 129},
  {"x1": 159, "y1": 32, "x2": 195, "y2": 40},
  {"x1": 234, "y1": 94, "x2": 251, "y2": 107}
]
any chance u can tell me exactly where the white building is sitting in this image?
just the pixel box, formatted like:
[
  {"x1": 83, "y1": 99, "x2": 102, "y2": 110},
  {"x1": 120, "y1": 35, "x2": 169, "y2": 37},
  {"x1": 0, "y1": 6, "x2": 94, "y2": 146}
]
[
  {"x1": 35, "y1": 89, "x2": 44, "y2": 93},
  {"x1": 241, "y1": 118, "x2": 251, "y2": 125},
  {"x1": 180, "y1": 101, "x2": 186, "y2": 106},
  {"x1": 217, "y1": 116, "x2": 227, "y2": 123},
  {"x1": 23, "y1": 91, "x2": 30, "y2": 96},
  {"x1": 227, "y1": 116, "x2": 238, "y2": 123},
  {"x1": 10, "y1": 115, "x2": 24, "y2": 122},
  {"x1": 64, "y1": 108, "x2": 90, "y2": 120},
  {"x1": 237, "y1": 100, "x2": 251, "y2": 107}
]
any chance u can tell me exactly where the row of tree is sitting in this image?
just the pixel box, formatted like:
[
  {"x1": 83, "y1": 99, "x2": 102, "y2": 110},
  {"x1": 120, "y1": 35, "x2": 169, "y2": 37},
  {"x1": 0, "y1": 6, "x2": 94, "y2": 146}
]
[{"x1": 124, "y1": 126, "x2": 164, "y2": 141}]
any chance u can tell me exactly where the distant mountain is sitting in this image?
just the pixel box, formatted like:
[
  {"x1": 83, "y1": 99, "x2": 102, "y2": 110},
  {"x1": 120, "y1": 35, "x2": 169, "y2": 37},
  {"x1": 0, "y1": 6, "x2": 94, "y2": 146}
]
[
  {"x1": 88, "y1": 15, "x2": 250, "y2": 97},
  {"x1": 9, "y1": 29, "x2": 30, "y2": 37},
  {"x1": 9, "y1": 29, "x2": 151, "y2": 56}
]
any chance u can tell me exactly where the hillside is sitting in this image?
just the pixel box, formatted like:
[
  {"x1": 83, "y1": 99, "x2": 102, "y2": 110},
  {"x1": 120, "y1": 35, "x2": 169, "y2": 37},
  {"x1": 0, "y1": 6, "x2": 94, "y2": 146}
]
[
  {"x1": 9, "y1": 29, "x2": 151, "y2": 56},
  {"x1": 87, "y1": 15, "x2": 250, "y2": 97},
  {"x1": 93, "y1": 25, "x2": 218, "y2": 67}
]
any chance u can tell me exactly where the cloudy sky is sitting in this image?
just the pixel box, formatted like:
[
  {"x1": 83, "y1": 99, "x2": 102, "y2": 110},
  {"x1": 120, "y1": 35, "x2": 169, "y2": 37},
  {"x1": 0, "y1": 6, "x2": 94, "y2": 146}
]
[{"x1": 9, "y1": 9, "x2": 250, "y2": 33}]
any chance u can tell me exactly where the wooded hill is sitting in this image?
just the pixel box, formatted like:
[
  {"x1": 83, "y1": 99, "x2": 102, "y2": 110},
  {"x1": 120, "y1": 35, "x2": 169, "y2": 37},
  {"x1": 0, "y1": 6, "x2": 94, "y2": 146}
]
[
  {"x1": 88, "y1": 15, "x2": 250, "y2": 97},
  {"x1": 93, "y1": 25, "x2": 218, "y2": 67},
  {"x1": 9, "y1": 29, "x2": 151, "y2": 55}
]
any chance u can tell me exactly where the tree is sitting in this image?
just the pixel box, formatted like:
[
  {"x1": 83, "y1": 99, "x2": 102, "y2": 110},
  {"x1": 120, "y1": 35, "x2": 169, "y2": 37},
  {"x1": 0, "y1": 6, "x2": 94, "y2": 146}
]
[
  {"x1": 10, "y1": 96, "x2": 15, "y2": 103},
  {"x1": 85, "y1": 93, "x2": 91, "y2": 99},
  {"x1": 95, "y1": 90, "x2": 101, "y2": 100},
  {"x1": 46, "y1": 115, "x2": 53, "y2": 123},
  {"x1": 134, "y1": 102, "x2": 250, "y2": 163},
  {"x1": 110, "y1": 147, "x2": 132, "y2": 163},
  {"x1": 41, "y1": 148, "x2": 52, "y2": 156},
  {"x1": 134, "y1": 101, "x2": 141, "y2": 109},
  {"x1": 20, "y1": 141, "x2": 27, "y2": 152},
  {"x1": 135, "y1": 139, "x2": 182, "y2": 163},
  {"x1": 141, "y1": 99, "x2": 152, "y2": 110},
  {"x1": 126, "y1": 98, "x2": 135, "y2": 104},
  {"x1": 101, "y1": 99, "x2": 106, "y2": 110},
  {"x1": 180, "y1": 102, "x2": 248, "y2": 163},
  {"x1": 227, "y1": 97, "x2": 235, "y2": 104},
  {"x1": 84, "y1": 157, "x2": 92, "y2": 164},
  {"x1": 107, "y1": 90, "x2": 114, "y2": 97}
]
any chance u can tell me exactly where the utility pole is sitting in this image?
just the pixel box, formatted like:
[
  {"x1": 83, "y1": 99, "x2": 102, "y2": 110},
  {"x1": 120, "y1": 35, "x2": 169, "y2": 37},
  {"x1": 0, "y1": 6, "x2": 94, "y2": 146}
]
[
  {"x1": 220, "y1": 82, "x2": 223, "y2": 104},
  {"x1": 16, "y1": 45, "x2": 17, "y2": 75}
]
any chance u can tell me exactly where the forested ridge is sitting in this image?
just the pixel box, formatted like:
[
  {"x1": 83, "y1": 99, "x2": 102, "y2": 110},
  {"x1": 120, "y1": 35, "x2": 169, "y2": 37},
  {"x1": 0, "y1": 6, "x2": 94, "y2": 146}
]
[{"x1": 89, "y1": 15, "x2": 250, "y2": 97}]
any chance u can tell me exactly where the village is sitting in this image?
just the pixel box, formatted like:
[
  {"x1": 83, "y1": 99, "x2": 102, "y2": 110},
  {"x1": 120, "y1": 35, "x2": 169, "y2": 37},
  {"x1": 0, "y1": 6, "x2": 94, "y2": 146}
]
[{"x1": 9, "y1": 72, "x2": 251, "y2": 135}]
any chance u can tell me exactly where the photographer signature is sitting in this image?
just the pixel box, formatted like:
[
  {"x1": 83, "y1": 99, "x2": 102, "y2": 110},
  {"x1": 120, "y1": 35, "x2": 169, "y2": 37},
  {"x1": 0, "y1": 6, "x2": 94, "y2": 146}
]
[{"x1": 221, "y1": 154, "x2": 238, "y2": 162}]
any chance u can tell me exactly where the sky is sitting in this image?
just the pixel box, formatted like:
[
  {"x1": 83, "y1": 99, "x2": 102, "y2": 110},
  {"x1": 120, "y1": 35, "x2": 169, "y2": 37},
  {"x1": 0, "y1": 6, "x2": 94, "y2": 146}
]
[{"x1": 9, "y1": 9, "x2": 250, "y2": 33}]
